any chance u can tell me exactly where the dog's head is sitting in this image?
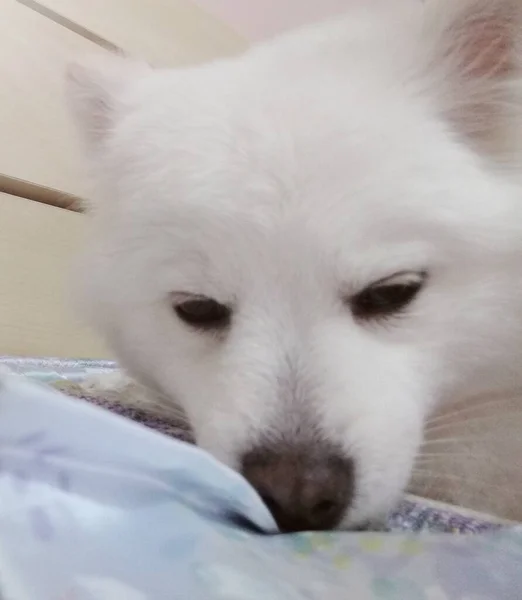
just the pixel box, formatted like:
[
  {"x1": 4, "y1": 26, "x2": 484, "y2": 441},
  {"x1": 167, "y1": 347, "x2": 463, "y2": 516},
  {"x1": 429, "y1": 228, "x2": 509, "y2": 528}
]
[{"x1": 68, "y1": 0, "x2": 522, "y2": 531}]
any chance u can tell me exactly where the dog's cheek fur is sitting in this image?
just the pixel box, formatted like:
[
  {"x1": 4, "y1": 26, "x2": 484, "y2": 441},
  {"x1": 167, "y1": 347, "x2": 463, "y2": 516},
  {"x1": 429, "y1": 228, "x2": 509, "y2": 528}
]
[{"x1": 69, "y1": 0, "x2": 522, "y2": 526}]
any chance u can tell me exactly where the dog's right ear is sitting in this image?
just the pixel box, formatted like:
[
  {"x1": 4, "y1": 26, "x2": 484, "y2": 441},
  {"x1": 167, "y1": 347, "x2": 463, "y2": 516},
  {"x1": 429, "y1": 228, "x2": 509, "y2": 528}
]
[{"x1": 66, "y1": 53, "x2": 150, "y2": 150}]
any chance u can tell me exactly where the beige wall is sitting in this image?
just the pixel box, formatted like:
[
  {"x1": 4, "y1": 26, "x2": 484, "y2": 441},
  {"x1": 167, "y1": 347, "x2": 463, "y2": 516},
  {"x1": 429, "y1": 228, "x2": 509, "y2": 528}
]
[
  {"x1": 0, "y1": 0, "x2": 245, "y2": 358},
  {"x1": 193, "y1": 0, "x2": 349, "y2": 39}
]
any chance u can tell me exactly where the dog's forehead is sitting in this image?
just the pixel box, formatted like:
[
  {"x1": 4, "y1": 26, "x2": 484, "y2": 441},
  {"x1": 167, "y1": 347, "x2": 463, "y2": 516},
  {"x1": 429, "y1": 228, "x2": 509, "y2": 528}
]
[
  {"x1": 115, "y1": 61, "x2": 425, "y2": 199},
  {"x1": 121, "y1": 131, "x2": 421, "y2": 246},
  {"x1": 118, "y1": 164, "x2": 438, "y2": 298},
  {"x1": 108, "y1": 64, "x2": 498, "y2": 280},
  {"x1": 118, "y1": 85, "x2": 441, "y2": 227}
]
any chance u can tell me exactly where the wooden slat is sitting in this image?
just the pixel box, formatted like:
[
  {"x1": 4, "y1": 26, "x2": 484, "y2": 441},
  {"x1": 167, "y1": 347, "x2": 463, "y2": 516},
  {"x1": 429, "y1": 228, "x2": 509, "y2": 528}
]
[
  {"x1": 23, "y1": 0, "x2": 247, "y2": 66},
  {"x1": 0, "y1": 174, "x2": 82, "y2": 212},
  {"x1": 0, "y1": 0, "x2": 107, "y2": 199}
]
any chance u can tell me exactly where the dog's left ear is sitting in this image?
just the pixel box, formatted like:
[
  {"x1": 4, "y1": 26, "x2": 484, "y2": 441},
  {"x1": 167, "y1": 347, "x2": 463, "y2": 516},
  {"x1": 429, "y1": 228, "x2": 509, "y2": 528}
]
[
  {"x1": 66, "y1": 53, "x2": 151, "y2": 150},
  {"x1": 418, "y1": 0, "x2": 521, "y2": 155}
]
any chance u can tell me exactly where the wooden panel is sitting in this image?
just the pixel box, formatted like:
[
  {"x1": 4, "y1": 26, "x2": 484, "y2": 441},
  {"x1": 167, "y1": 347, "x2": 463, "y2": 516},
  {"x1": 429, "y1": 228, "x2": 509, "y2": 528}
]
[
  {"x1": 0, "y1": 0, "x2": 107, "y2": 198},
  {"x1": 25, "y1": 0, "x2": 247, "y2": 66},
  {"x1": 0, "y1": 193, "x2": 110, "y2": 358}
]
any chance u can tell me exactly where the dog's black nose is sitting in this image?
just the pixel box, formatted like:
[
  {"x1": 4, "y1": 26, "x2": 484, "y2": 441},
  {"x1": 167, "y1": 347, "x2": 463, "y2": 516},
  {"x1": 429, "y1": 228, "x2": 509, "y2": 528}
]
[{"x1": 241, "y1": 446, "x2": 354, "y2": 533}]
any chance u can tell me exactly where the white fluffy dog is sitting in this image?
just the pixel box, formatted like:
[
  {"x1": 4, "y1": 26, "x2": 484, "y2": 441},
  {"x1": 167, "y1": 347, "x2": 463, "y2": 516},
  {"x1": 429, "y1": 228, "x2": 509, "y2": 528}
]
[{"x1": 67, "y1": 0, "x2": 522, "y2": 531}]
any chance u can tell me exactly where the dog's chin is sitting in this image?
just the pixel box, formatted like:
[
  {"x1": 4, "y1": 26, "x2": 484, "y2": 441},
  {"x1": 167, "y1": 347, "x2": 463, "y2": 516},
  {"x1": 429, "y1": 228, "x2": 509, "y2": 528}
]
[
  {"x1": 346, "y1": 521, "x2": 386, "y2": 533},
  {"x1": 337, "y1": 511, "x2": 391, "y2": 532},
  {"x1": 344, "y1": 478, "x2": 412, "y2": 532}
]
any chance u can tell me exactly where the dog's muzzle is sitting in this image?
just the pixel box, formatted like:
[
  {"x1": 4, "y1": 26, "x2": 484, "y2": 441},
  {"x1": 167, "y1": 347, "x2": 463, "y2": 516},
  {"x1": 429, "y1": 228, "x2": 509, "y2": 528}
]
[{"x1": 241, "y1": 444, "x2": 355, "y2": 533}]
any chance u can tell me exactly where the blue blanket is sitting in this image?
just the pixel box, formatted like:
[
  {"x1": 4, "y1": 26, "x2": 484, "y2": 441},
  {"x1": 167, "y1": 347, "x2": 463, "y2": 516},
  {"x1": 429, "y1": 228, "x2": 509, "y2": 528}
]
[{"x1": 0, "y1": 371, "x2": 520, "y2": 599}]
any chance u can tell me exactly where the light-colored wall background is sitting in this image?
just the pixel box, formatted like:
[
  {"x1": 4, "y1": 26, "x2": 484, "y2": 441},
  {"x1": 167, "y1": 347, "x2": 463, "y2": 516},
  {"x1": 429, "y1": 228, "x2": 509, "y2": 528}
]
[{"x1": 193, "y1": 0, "x2": 350, "y2": 40}]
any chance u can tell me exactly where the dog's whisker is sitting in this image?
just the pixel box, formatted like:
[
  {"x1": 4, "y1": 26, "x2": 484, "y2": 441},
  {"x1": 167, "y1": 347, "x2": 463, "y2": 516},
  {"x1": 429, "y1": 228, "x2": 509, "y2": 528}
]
[
  {"x1": 436, "y1": 386, "x2": 522, "y2": 410},
  {"x1": 418, "y1": 436, "x2": 517, "y2": 453},
  {"x1": 413, "y1": 455, "x2": 509, "y2": 470},
  {"x1": 419, "y1": 433, "x2": 522, "y2": 453},
  {"x1": 418, "y1": 436, "x2": 482, "y2": 447},
  {"x1": 424, "y1": 410, "x2": 522, "y2": 435},
  {"x1": 426, "y1": 396, "x2": 522, "y2": 427},
  {"x1": 410, "y1": 469, "x2": 522, "y2": 495},
  {"x1": 415, "y1": 451, "x2": 497, "y2": 461}
]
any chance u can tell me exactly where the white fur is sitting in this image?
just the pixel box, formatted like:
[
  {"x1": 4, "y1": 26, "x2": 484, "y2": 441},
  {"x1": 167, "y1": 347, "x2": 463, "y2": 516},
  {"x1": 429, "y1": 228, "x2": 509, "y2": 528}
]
[{"x1": 67, "y1": 0, "x2": 522, "y2": 528}]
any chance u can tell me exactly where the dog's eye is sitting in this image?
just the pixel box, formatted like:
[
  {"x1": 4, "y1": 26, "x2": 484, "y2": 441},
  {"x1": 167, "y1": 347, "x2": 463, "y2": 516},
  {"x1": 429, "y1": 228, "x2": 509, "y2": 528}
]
[
  {"x1": 351, "y1": 272, "x2": 426, "y2": 320},
  {"x1": 174, "y1": 296, "x2": 231, "y2": 331}
]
